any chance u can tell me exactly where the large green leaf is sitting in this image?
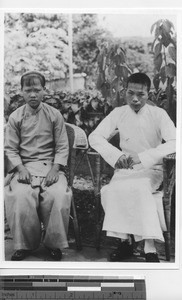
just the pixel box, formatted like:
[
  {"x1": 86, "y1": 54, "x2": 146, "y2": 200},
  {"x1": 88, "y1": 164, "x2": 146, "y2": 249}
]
[
  {"x1": 121, "y1": 66, "x2": 129, "y2": 79},
  {"x1": 96, "y1": 73, "x2": 104, "y2": 89},
  {"x1": 165, "y1": 63, "x2": 176, "y2": 78},
  {"x1": 163, "y1": 19, "x2": 174, "y2": 33},
  {"x1": 113, "y1": 54, "x2": 122, "y2": 65},
  {"x1": 151, "y1": 38, "x2": 157, "y2": 52},
  {"x1": 160, "y1": 66, "x2": 166, "y2": 84},
  {"x1": 168, "y1": 46, "x2": 176, "y2": 62},
  {"x1": 154, "y1": 25, "x2": 163, "y2": 39},
  {"x1": 154, "y1": 53, "x2": 162, "y2": 72},
  {"x1": 115, "y1": 65, "x2": 122, "y2": 77},
  {"x1": 111, "y1": 77, "x2": 119, "y2": 88},
  {"x1": 150, "y1": 19, "x2": 162, "y2": 35},
  {"x1": 153, "y1": 73, "x2": 160, "y2": 90},
  {"x1": 119, "y1": 52, "x2": 125, "y2": 64},
  {"x1": 161, "y1": 29, "x2": 172, "y2": 47},
  {"x1": 150, "y1": 21, "x2": 157, "y2": 34},
  {"x1": 154, "y1": 42, "x2": 162, "y2": 58}
]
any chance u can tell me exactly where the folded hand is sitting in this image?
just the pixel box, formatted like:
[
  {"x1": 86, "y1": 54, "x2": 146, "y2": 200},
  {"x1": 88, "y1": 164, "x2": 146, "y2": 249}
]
[
  {"x1": 17, "y1": 165, "x2": 32, "y2": 184},
  {"x1": 115, "y1": 154, "x2": 129, "y2": 169},
  {"x1": 45, "y1": 165, "x2": 59, "y2": 187}
]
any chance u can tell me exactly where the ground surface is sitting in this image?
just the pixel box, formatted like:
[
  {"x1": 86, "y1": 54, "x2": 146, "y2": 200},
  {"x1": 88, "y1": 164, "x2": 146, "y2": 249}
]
[{"x1": 4, "y1": 175, "x2": 175, "y2": 263}]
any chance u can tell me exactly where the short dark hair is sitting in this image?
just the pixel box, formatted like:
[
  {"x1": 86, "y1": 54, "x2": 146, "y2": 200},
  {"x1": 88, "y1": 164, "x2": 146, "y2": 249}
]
[
  {"x1": 21, "y1": 71, "x2": 45, "y2": 89},
  {"x1": 126, "y1": 73, "x2": 151, "y2": 92}
]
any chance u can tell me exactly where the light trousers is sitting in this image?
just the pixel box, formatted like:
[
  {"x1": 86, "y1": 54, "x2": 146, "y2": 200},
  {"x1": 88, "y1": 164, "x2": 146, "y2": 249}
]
[
  {"x1": 101, "y1": 167, "x2": 166, "y2": 242},
  {"x1": 5, "y1": 172, "x2": 72, "y2": 251}
]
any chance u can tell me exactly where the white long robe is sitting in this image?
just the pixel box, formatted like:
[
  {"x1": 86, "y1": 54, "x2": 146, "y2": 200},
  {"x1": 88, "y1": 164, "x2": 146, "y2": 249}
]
[{"x1": 89, "y1": 104, "x2": 176, "y2": 242}]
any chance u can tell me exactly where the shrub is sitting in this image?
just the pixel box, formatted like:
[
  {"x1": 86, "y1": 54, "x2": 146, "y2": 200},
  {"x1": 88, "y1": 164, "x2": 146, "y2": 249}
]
[{"x1": 4, "y1": 88, "x2": 113, "y2": 136}]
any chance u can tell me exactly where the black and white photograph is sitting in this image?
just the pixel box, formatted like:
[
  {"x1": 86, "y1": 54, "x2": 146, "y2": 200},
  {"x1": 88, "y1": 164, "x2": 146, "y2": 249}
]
[{"x1": 3, "y1": 11, "x2": 177, "y2": 266}]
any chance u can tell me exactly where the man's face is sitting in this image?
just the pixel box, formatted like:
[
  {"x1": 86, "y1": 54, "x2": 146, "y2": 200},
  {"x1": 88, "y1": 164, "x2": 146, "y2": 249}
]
[
  {"x1": 22, "y1": 78, "x2": 44, "y2": 109},
  {"x1": 125, "y1": 83, "x2": 148, "y2": 112}
]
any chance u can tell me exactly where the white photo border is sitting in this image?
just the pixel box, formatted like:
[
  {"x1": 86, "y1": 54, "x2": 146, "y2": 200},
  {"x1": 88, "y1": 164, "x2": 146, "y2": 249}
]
[{"x1": 0, "y1": 7, "x2": 181, "y2": 272}]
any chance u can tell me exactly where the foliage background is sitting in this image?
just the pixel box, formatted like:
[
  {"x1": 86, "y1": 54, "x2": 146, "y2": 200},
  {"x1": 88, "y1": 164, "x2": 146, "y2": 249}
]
[
  {"x1": 4, "y1": 13, "x2": 176, "y2": 131},
  {"x1": 4, "y1": 13, "x2": 155, "y2": 90}
]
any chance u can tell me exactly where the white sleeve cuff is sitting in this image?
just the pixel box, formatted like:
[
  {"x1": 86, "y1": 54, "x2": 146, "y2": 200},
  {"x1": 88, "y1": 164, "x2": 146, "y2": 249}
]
[{"x1": 105, "y1": 149, "x2": 125, "y2": 168}]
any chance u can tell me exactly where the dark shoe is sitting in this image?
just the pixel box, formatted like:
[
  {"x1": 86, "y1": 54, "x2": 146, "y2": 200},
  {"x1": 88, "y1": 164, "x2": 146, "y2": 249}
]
[
  {"x1": 11, "y1": 249, "x2": 31, "y2": 261},
  {"x1": 110, "y1": 241, "x2": 133, "y2": 262},
  {"x1": 145, "y1": 252, "x2": 160, "y2": 262},
  {"x1": 47, "y1": 248, "x2": 62, "y2": 261}
]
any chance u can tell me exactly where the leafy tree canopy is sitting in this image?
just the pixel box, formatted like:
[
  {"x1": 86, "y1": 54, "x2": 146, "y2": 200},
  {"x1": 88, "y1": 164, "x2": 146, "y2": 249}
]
[
  {"x1": 4, "y1": 13, "x2": 70, "y2": 91},
  {"x1": 72, "y1": 14, "x2": 113, "y2": 76},
  {"x1": 5, "y1": 12, "x2": 155, "y2": 95},
  {"x1": 4, "y1": 13, "x2": 113, "y2": 92}
]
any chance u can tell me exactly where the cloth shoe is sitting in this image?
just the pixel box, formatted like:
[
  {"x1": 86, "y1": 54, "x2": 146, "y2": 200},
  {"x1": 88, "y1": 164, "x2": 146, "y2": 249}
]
[
  {"x1": 110, "y1": 241, "x2": 133, "y2": 262},
  {"x1": 11, "y1": 249, "x2": 31, "y2": 261},
  {"x1": 47, "y1": 248, "x2": 62, "y2": 261},
  {"x1": 145, "y1": 252, "x2": 160, "y2": 262}
]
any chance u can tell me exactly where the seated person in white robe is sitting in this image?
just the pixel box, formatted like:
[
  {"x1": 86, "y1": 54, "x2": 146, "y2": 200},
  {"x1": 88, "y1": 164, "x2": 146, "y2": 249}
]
[
  {"x1": 5, "y1": 71, "x2": 72, "y2": 261},
  {"x1": 89, "y1": 73, "x2": 176, "y2": 262}
]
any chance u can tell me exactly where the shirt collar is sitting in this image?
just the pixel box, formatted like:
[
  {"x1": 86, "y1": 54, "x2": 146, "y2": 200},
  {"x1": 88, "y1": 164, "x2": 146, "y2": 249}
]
[
  {"x1": 25, "y1": 102, "x2": 42, "y2": 115},
  {"x1": 128, "y1": 103, "x2": 147, "y2": 115}
]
